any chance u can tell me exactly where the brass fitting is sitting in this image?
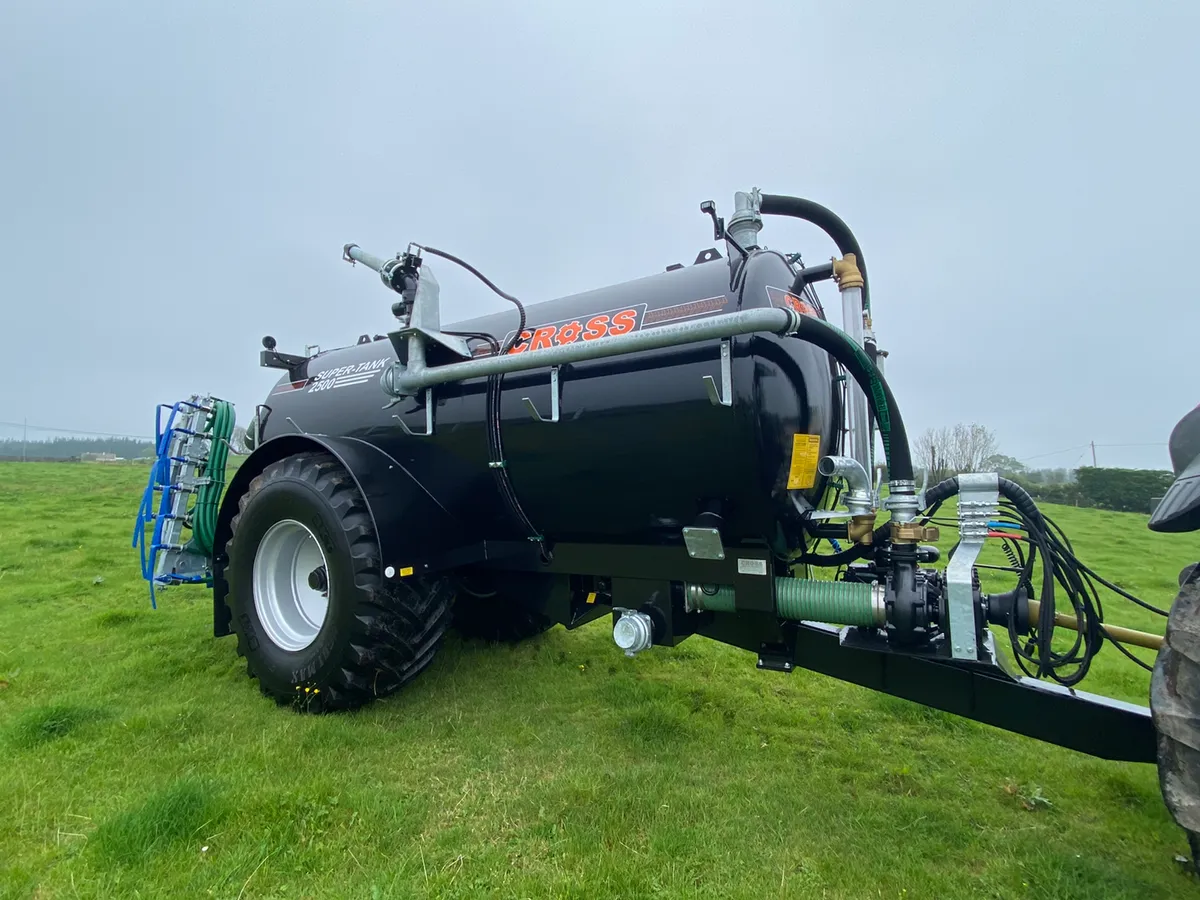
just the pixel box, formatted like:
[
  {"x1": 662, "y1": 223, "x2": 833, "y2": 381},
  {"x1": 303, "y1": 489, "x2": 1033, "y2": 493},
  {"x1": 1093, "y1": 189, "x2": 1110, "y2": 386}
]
[
  {"x1": 832, "y1": 253, "x2": 865, "y2": 291},
  {"x1": 848, "y1": 514, "x2": 877, "y2": 545},
  {"x1": 891, "y1": 522, "x2": 940, "y2": 544}
]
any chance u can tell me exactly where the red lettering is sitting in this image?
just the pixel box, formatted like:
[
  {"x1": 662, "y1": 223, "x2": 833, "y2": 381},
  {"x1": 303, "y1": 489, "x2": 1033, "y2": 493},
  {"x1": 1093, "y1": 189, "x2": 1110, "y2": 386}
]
[
  {"x1": 582, "y1": 315, "x2": 610, "y2": 341},
  {"x1": 529, "y1": 325, "x2": 557, "y2": 351},
  {"x1": 556, "y1": 321, "x2": 583, "y2": 345},
  {"x1": 507, "y1": 329, "x2": 533, "y2": 354},
  {"x1": 787, "y1": 295, "x2": 816, "y2": 317},
  {"x1": 609, "y1": 308, "x2": 638, "y2": 336}
]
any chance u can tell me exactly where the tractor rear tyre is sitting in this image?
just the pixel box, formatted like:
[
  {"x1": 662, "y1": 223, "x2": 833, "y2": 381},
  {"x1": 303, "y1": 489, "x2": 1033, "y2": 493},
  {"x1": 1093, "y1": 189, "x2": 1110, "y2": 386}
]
[
  {"x1": 225, "y1": 451, "x2": 454, "y2": 712},
  {"x1": 450, "y1": 570, "x2": 556, "y2": 644},
  {"x1": 1151, "y1": 561, "x2": 1200, "y2": 862}
]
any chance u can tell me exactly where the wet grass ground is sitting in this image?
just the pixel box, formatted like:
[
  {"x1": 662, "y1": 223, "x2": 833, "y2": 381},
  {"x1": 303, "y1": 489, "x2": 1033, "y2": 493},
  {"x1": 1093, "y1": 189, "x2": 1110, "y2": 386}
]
[{"x1": 2, "y1": 461, "x2": 1199, "y2": 898}]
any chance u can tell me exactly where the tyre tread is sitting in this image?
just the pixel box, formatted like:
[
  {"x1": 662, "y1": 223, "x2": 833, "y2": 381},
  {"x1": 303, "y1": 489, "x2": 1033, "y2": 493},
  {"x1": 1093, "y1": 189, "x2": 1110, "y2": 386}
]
[{"x1": 226, "y1": 451, "x2": 454, "y2": 713}]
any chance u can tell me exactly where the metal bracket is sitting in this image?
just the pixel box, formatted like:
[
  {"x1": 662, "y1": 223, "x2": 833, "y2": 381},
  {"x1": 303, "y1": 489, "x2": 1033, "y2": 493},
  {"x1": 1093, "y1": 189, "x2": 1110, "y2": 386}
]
[
  {"x1": 703, "y1": 340, "x2": 732, "y2": 407},
  {"x1": 393, "y1": 388, "x2": 434, "y2": 437},
  {"x1": 945, "y1": 472, "x2": 999, "y2": 661},
  {"x1": 391, "y1": 326, "x2": 472, "y2": 361},
  {"x1": 521, "y1": 366, "x2": 561, "y2": 423},
  {"x1": 756, "y1": 641, "x2": 795, "y2": 673}
]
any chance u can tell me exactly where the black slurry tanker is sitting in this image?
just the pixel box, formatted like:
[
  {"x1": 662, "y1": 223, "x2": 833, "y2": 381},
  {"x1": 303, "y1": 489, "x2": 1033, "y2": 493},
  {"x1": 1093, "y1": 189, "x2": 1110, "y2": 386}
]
[{"x1": 134, "y1": 190, "x2": 1200, "y2": 856}]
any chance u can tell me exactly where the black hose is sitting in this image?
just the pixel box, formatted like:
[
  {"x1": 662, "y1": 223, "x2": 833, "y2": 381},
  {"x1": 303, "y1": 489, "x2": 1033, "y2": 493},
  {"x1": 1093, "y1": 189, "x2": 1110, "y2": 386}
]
[
  {"x1": 759, "y1": 194, "x2": 870, "y2": 312},
  {"x1": 924, "y1": 476, "x2": 960, "y2": 508},
  {"x1": 418, "y1": 244, "x2": 546, "y2": 557},
  {"x1": 922, "y1": 475, "x2": 1171, "y2": 684},
  {"x1": 788, "y1": 315, "x2": 913, "y2": 482},
  {"x1": 419, "y1": 244, "x2": 527, "y2": 349}
]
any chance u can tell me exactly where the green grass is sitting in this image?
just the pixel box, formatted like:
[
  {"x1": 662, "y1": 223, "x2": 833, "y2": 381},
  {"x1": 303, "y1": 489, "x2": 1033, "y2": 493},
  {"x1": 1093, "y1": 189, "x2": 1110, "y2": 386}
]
[{"x1": 1, "y1": 461, "x2": 1199, "y2": 898}]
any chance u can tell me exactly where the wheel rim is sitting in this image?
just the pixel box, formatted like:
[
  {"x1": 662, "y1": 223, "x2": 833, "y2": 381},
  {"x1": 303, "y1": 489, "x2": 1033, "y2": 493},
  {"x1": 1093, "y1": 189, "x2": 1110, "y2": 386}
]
[{"x1": 252, "y1": 519, "x2": 330, "y2": 652}]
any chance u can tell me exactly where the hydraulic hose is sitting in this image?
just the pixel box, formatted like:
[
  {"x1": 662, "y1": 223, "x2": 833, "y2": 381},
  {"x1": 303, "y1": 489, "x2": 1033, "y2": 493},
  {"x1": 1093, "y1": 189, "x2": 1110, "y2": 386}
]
[
  {"x1": 789, "y1": 315, "x2": 913, "y2": 482},
  {"x1": 924, "y1": 475, "x2": 1041, "y2": 524},
  {"x1": 759, "y1": 194, "x2": 871, "y2": 313},
  {"x1": 924, "y1": 475, "x2": 960, "y2": 509}
]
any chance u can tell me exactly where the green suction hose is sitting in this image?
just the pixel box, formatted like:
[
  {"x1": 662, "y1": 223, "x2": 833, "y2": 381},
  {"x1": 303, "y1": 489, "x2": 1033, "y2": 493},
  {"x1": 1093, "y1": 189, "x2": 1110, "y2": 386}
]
[
  {"x1": 188, "y1": 399, "x2": 235, "y2": 557},
  {"x1": 687, "y1": 578, "x2": 882, "y2": 628}
]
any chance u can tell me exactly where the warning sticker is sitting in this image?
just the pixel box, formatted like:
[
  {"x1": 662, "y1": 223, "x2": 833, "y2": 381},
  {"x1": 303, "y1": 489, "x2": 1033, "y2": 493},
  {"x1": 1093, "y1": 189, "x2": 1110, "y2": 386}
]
[
  {"x1": 766, "y1": 285, "x2": 818, "y2": 317},
  {"x1": 787, "y1": 433, "x2": 822, "y2": 490}
]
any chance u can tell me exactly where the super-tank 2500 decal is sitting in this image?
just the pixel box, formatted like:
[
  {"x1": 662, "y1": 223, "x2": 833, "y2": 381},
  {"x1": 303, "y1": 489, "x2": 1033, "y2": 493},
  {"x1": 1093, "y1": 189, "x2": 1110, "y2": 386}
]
[
  {"x1": 270, "y1": 357, "x2": 391, "y2": 395},
  {"x1": 307, "y1": 357, "x2": 390, "y2": 392}
]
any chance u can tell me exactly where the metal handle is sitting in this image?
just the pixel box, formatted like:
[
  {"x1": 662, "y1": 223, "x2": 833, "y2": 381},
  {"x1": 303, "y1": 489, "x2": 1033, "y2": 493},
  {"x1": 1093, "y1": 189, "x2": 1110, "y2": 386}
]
[
  {"x1": 703, "y1": 340, "x2": 732, "y2": 407},
  {"x1": 522, "y1": 367, "x2": 561, "y2": 423},
  {"x1": 393, "y1": 388, "x2": 435, "y2": 436}
]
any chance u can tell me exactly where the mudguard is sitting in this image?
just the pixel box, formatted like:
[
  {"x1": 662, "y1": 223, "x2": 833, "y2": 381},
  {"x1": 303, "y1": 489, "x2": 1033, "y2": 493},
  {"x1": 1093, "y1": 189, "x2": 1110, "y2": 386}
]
[
  {"x1": 1150, "y1": 403, "x2": 1200, "y2": 533},
  {"x1": 211, "y1": 433, "x2": 474, "y2": 637}
]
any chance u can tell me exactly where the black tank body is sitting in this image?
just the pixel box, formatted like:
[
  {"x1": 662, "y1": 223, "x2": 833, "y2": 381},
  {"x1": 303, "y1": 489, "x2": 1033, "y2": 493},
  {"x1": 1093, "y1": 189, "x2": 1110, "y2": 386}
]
[{"x1": 257, "y1": 250, "x2": 840, "y2": 554}]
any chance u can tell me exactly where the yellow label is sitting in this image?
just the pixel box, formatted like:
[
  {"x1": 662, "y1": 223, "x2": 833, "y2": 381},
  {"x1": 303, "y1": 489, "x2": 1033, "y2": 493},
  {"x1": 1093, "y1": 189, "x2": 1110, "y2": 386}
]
[
  {"x1": 399, "y1": 566, "x2": 414, "y2": 577},
  {"x1": 586, "y1": 592, "x2": 597, "y2": 605},
  {"x1": 787, "y1": 433, "x2": 822, "y2": 490}
]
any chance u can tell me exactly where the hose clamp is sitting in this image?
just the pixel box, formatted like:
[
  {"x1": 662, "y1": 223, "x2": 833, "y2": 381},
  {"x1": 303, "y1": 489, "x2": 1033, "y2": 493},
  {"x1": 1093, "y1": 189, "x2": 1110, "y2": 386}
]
[{"x1": 777, "y1": 307, "x2": 804, "y2": 335}]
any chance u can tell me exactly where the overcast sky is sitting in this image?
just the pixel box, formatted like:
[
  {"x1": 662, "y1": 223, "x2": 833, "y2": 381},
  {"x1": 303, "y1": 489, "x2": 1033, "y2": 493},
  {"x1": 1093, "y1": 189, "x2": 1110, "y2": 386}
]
[{"x1": 2, "y1": 1, "x2": 1196, "y2": 470}]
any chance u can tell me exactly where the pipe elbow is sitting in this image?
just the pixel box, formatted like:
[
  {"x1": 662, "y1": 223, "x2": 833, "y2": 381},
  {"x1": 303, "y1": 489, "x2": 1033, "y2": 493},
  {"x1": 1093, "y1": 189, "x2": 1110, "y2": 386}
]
[{"x1": 818, "y1": 454, "x2": 872, "y2": 498}]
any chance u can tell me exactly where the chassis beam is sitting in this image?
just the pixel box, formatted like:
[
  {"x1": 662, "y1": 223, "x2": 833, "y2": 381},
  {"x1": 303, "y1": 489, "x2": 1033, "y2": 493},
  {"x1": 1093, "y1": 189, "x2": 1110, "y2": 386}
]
[{"x1": 469, "y1": 541, "x2": 1156, "y2": 763}]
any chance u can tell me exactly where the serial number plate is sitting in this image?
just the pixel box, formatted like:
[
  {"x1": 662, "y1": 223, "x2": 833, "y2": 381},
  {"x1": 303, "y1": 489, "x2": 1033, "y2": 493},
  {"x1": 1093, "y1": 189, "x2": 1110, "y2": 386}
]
[{"x1": 737, "y1": 558, "x2": 768, "y2": 576}]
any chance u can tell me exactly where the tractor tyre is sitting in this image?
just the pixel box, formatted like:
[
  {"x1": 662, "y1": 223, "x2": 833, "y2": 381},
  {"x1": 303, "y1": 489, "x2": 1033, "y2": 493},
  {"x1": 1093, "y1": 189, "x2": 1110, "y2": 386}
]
[
  {"x1": 224, "y1": 451, "x2": 455, "y2": 712},
  {"x1": 450, "y1": 570, "x2": 556, "y2": 644},
  {"x1": 1150, "y1": 561, "x2": 1200, "y2": 862}
]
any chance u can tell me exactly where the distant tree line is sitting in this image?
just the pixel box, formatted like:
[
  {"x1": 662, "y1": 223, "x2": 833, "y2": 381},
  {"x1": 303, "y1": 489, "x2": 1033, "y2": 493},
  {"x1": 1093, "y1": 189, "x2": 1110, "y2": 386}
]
[
  {"x1": 0, "y1": 436, "x2": 154, "y2": 460},
  {"x1": 1022, "y1": 467, "x2": 1175, "y2": 513},
  {"x1": 912, "y1": 423, "x2": 1172, "y2": 514}
]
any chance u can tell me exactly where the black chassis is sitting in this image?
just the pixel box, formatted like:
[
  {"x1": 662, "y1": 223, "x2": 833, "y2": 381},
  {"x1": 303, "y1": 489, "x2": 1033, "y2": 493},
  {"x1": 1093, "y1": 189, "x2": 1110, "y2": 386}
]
[{"x1": 464, "y1": 539, "x2": 1155, "y2": 765}]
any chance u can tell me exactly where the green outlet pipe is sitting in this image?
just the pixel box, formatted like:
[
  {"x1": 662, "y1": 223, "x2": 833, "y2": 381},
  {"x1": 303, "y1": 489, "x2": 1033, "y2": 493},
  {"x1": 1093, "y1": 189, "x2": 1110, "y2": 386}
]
[{"x1": 686, "y1": 578, "x2": 883, "y2": 627}]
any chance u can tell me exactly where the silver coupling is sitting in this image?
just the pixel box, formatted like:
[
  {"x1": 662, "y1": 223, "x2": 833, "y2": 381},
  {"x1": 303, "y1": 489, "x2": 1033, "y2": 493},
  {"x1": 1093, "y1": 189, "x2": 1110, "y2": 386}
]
[
  {"x1": 612, "y1": 608, "x2": 655, "y2": 657},
  {"x1": 380, "y1": 364, "x2": 400, "y2": 398},
  {"x1": 871, "y1": 582, "x2": 888, "y2": 627},
  {"x1": 727, "y1": 188, "x2": 763, "y2": 249},
  {"x1": 885, "y1": 480, "x2": 920, "y2": 524}
]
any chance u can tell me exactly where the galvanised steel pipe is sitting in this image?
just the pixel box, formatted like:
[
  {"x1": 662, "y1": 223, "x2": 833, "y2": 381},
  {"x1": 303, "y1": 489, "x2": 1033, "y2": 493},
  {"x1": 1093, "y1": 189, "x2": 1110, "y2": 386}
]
[{"x1": 385, "y1": 306, "x2": 805, "y2": 395}]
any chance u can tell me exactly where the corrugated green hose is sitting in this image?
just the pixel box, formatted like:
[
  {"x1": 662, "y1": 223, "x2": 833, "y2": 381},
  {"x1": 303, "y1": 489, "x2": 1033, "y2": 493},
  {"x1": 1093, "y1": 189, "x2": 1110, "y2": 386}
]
[
  {"x1": 188, "y1": 399, "x2": 235, "y2": 557},
  {"x1": 689, "y1": 578, "x2": 877, "y2": 627}
]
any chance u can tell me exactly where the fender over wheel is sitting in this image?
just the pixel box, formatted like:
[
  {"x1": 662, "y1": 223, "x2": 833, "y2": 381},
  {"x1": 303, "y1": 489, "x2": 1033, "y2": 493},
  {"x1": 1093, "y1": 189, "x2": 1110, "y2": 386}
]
[{"x1": 224, "y1": 451, "x2": 454, "y2": 711}]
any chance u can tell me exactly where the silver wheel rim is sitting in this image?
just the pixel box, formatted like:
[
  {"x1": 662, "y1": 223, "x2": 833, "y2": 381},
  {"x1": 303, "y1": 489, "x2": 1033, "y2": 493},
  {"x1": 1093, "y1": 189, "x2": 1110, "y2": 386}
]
[{"x1": 252, "y1": 518, "x2": 330, "y2": 652}]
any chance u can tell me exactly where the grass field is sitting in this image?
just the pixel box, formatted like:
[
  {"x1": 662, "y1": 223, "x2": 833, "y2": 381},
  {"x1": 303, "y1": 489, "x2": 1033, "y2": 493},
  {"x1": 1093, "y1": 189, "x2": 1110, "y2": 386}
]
[{"x1": 2, "y1": 461, "x2": 1199, "y2": 899}]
